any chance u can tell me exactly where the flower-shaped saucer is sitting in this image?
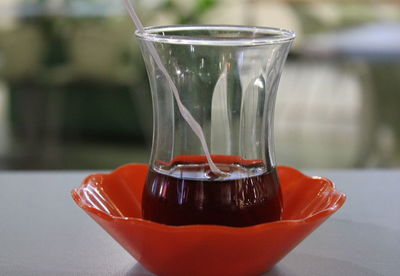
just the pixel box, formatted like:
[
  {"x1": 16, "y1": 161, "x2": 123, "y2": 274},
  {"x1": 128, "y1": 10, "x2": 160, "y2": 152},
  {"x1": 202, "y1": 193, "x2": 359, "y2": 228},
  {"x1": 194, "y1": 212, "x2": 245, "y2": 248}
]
[{"x1": 72, "y1": 164, "x2": 346, "y2": 276}]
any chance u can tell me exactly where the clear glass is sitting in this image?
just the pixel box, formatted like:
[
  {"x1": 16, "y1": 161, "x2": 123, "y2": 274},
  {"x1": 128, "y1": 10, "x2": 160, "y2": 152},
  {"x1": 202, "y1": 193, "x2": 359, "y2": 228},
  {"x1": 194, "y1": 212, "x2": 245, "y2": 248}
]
[{"x1": 136, "y1": 25, "x2": 294, "y2": 227}]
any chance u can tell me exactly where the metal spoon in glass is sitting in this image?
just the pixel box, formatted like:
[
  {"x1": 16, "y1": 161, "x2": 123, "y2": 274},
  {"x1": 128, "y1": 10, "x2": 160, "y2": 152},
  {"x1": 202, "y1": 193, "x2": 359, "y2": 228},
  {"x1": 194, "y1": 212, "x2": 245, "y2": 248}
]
[{"x1": 123, "y1": 0, "x2": 227, "y2": 177}]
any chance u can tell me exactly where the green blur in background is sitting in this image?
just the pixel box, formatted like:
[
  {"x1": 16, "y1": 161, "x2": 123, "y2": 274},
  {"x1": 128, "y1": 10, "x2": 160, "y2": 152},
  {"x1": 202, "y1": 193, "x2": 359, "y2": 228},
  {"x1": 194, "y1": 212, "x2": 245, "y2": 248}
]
[{"x1": 0, "y1": 0, "x2": 399, "y2": 169}]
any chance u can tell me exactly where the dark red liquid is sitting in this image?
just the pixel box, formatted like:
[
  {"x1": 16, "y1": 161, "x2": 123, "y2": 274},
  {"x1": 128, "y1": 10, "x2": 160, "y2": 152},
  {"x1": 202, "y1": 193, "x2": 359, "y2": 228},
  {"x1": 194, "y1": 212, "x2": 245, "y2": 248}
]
[{"x1": 142, "y1": 156, "x2": 283, "y2": 227}]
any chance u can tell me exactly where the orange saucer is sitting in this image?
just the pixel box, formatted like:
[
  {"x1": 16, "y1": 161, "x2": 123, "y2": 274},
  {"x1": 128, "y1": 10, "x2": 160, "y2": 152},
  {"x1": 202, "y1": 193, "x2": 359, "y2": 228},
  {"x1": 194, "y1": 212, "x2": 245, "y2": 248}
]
[{"x1": 72, "y1": 164, "x2": 346, "y2": 276}]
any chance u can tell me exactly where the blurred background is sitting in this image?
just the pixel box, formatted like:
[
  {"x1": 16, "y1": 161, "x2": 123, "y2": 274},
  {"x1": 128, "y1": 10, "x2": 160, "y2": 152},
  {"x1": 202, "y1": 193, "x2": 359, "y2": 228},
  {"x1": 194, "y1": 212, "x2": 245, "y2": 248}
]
[{"x1": 0, "y1": 0, "x2": 399, "y2": 170}]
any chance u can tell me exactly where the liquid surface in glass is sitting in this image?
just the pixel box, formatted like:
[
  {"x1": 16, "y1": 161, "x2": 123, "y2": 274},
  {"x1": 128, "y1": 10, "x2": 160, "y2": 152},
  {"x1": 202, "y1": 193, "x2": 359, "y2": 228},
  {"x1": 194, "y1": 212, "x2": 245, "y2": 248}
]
[{"x1": 142, "y1": 155, "x2": 283, "y2": 227}]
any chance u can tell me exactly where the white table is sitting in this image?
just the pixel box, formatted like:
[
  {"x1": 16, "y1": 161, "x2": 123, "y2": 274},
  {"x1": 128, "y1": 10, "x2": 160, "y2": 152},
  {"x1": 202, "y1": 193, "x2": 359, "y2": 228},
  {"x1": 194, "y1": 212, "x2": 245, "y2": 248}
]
[
  {"x1": 0, "y1": 169, "x2": 399, "y2": 276},
  {"x1": 303, "y1": 22, "x2": 400, "y2": 62}
]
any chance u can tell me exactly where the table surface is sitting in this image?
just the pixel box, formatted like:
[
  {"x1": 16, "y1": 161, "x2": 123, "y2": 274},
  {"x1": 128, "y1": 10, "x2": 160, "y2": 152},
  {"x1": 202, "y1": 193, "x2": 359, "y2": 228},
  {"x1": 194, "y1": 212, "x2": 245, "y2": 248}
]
[
  {"x1": 0, "y1": 169, "x2": 399, "y2": 276},
  {"x1": 303, "y1": 22, "x2": 400, "y2": 61}
]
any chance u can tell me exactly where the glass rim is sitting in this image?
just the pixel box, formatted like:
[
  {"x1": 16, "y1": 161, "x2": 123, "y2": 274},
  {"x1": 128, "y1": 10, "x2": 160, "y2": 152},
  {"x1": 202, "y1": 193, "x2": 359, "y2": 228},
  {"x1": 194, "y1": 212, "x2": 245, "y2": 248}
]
[{"x1": 135, "y1": 24, "x2": 295, "y2": 46}]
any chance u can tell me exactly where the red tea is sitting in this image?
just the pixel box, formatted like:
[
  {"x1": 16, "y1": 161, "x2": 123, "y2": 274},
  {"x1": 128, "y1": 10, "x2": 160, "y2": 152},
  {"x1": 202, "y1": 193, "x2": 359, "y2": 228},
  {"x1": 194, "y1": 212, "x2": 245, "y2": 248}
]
[{"x1": 142, "y1": 155, "x2": 283, "y2": 227}]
